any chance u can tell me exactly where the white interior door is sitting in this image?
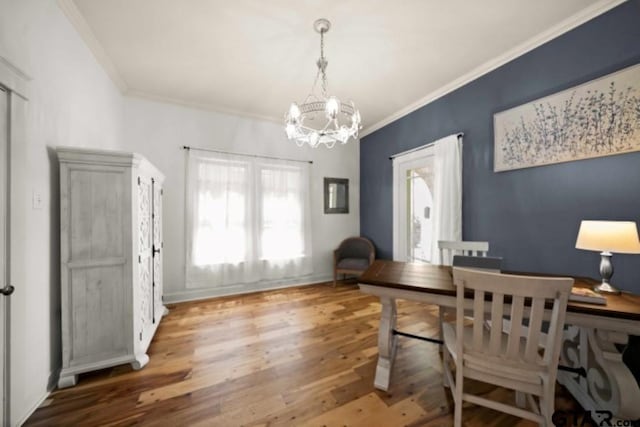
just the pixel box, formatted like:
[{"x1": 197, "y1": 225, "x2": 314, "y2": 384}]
[
  {"x1": 392, "y1": 147, "x2": 435, "y2": 262},
  {"x1": 0, "y1": 85, "x2": 9, "y2": 424}
]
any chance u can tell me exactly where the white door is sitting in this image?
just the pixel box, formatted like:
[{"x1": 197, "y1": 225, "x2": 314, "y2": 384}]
[
  {"x1": 392, "y1": 146, "x2": 435, "y2": 262},
  {"x1": 0, "y1": 85, "x2": 12, "y2": 425}
]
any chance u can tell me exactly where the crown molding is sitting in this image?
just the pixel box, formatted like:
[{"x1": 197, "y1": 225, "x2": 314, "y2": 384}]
[
  {"x1": 125, "y1": 90, "x2": 282, "y2": 125},
  {"x1": 57, "y1": 0, "x2": 128, "y2": 92},
  {"x1": 56, "y1": 0, "x2": 626, "y2": 135},
  {"x1": 360, "y1": 0, "x2": 628, "y2": 138}
]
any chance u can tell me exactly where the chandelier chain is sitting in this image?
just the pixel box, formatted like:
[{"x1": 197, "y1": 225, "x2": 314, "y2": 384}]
[{"x1": 320, "y1": 28, "x2": 327, "y2": 96}]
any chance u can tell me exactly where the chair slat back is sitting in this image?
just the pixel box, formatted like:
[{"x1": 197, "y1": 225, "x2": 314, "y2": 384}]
[
  {"x1": 452, "y1": 267, "x2": 573, "y2": 367},
  {"x1": 439, "y1": 241, "x2": 489, "y2": 266}
]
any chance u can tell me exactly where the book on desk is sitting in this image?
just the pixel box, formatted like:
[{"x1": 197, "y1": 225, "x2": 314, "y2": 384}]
[{"x1": 570, "y1": 287, "x2": 607, "y2": 305}]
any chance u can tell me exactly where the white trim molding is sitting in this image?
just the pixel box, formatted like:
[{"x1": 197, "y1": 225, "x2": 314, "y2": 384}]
[
  {"x1": 163, "y1": 274, "x2": 332, "y2": 304},
  {"x1": 0, "y1": 56, "x2": 31, "y2": 99},
  {"x1": 56, "y1": 0, "x2": 128, "y2": 92},
  {"x1": 360, "y1": 0, "x2": 627, "y2": 137},
  {"x1": 15, "y1": 389, "x2": 50, "y2": 427}
]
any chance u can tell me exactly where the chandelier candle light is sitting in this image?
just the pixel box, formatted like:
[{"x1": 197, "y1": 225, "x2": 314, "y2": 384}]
[{"x1": 285, "y1": 19, "x2": 361, "y2": 148}]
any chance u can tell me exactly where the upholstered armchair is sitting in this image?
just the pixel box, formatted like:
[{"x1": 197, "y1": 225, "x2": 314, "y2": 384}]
[{"x1": 333, "y1": 237, "x2": 375, "y2": 287}]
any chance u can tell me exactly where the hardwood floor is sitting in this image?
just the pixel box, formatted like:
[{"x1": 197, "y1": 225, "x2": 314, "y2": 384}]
[{"x1": 26, "y1": 281, "x2": 584, "y2": 426}]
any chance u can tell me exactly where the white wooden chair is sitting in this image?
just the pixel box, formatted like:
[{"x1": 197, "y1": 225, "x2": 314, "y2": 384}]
[
  {"x1": 436, "y1": 241, "x2": 490, "y2": 344},
  {"x1": 438, "y1": 240, "x2": 489, "y2": 266},
  {"x1": 443, "y1": 267, "x2": 573, "y2": 426}
]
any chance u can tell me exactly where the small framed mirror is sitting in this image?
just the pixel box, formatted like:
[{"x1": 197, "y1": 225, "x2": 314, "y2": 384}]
[{"x1": 324, "y1": 178, "x2": 349, "y2": 214}]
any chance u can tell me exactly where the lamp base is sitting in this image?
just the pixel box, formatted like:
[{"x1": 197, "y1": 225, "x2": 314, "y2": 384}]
[
  {"x1": 593, "y1": 281, "x2": 621, "y2": 294},
  {"x1": 592, "y1": 252, "x2": 621, "y2": 294}
]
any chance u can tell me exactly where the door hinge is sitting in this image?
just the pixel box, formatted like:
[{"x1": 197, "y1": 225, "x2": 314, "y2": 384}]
[
  {"x1": 138, "y1": 255, "x2": 141, "y2": 263},
  {"x1": 137, "y1": 176, "x2": 141, "y2": 185},
  {"x1": 139, "y1": 331, "x2": 142, "y2": 341},
  {"x1": 160, "y1": 189, "x2": 163, "y2": 196}
]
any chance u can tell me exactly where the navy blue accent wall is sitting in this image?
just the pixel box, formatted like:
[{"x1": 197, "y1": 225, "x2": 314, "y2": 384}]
[{"x1": 360, "y1": 1, "x2": 640, "y2": 292}]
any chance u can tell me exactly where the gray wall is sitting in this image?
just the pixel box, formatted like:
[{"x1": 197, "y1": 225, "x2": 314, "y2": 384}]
[{"x1": 360, "y1": 1, "x2": 640, "y2": 292}]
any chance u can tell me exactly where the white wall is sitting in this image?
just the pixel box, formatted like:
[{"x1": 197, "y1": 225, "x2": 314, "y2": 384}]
[
  {"x1": 1, "y1": 1, "x2": 360, "y2": 423},
  {"x1": 124, "y1": 97, "x2": 360, "y2": 301},
  {"x1": 0, "y1": 1, "x2": 125, "y2": 424}
]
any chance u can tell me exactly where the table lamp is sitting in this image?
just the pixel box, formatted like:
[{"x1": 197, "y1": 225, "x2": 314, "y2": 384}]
[{"x1": 575, "y1": 220, "x2": 640, "y2": 293}]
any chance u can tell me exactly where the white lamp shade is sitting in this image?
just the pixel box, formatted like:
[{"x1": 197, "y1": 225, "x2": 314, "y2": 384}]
[{"x1": 575, "y1": 220, "x2": 640, "y2": 254}]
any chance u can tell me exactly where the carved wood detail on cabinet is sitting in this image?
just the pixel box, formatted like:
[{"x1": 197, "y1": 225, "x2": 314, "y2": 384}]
[{"x1": 57, "y1": 147, "x2": 166, "y2": 388}]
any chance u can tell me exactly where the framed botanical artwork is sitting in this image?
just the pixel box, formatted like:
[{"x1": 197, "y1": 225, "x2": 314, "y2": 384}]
[{"x1": 494, "y1": 63, "x2": 640, "y2": 172}]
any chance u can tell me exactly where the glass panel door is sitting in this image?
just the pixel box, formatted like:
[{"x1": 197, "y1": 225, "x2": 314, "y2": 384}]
[
  {"x1": 392, "y1": 145, "x2": 434, "y2": 262},
  {"x1": 407, "y1": 165, "x2": 434, "y2": 262}
]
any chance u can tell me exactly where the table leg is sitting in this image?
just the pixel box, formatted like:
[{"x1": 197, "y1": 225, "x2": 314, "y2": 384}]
[
  {"x1": 558, "y1": 326, "x2": 640, "y2": 421},
  {"x1": 374, "y1": 296, "x2": 397, "y2": 391}
]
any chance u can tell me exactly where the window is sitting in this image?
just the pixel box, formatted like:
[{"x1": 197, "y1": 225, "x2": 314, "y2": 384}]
[
  {"x1": 260, "y1": 166, "x2": 305, "y2": 261},
  {"x1": 186, "y1": 150, "x2": 312, "y2": 288},
  {"x1": 192, "y1": 158, "x2": 248, "y2": 266}
]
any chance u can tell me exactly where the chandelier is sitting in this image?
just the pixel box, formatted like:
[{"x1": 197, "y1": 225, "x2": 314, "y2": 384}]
[{"x1": 285, "y1": 19, "x2": 361, "y2": 149}]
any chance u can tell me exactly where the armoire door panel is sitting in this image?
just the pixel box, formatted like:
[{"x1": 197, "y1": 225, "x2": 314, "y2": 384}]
[
  {"x1": 152, "y1": 181, "x2": 163, "y2": 322},
  {"x1": 68, "y1": 168, "x2": 125, "y2": 260},
  {"x1": 137, "y1": 175, "x2": 153, "y2": 341},
  {"x1": 69, "y1": 265, "x2": 127, "y2": 362}
]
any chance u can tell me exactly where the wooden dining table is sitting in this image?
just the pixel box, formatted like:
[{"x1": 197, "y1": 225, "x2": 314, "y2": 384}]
[{"x1": 358, "y1": 260, "x2": 640, "y2": 420}]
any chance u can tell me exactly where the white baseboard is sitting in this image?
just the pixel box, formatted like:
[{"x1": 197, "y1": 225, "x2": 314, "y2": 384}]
[
  {"x1": 15, "y1": 389, "x2": 50, "y2": 427},
  {"x1": 163, "y1": 274, "x2": 333, "y2": 304},
  {"x1": 14, "y1": 369, "x2": 59, "y2": 426}
]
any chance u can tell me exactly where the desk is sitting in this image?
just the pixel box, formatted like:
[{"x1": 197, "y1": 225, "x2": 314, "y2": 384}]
[{"x1": 359, "y1": 260, "x2": 640, "y2": 420}]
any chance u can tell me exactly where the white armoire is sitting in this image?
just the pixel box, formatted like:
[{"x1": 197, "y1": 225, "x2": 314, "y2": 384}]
[{"x1": 56, "y1": 147, "x2": 166, "y2": 388}]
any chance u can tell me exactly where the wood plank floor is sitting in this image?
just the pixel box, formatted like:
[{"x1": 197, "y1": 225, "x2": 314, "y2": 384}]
[{"x1": 26, "y1": 281, "x2": 584, "y2": 426}]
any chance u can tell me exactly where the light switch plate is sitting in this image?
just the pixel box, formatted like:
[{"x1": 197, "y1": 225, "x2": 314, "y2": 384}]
[{"x1": 32, "y1": 191, "x2": 43, "y2": 210}]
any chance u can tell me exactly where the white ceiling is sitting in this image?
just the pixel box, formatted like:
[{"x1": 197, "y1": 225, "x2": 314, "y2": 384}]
[{"x1": 65, "y1": 0, "x2": 621, "y2": 136}]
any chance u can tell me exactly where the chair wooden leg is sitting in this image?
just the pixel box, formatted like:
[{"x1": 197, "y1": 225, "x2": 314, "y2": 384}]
[
  {"x1": 442, "y1": 343, "x2": 450, "y2": 388},
  {"x1": 515, "y1": 391, "x2": 526, "y2": 408},
  {"x1": 438, "y1": 307, "x2": 446, "y2": 353},
  {"x1": 454, "y1": 366, "x2": 463, "y2": 427},
  {"x1": 540, "y1": 382, "x2": 554, "y2": 427}
]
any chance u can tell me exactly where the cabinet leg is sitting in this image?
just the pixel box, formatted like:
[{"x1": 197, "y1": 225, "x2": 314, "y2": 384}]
[
  {"x1": 57, "y1": 373, "x2": 78, "y2": 389},
  {"x1": 131, "y1": 353, "x2": 150, "y2": 370}
]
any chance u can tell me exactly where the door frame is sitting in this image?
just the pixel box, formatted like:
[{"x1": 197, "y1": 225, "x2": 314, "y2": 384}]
[
  {"x1": 392, "y1": 146, "x2": 434, "y2": 262},
  {"x1": 0, "y1": 55, "x2": 30, "y2": 426},
  {"x1": 0, "y1": 83, "x2": 9, "y2": 427}
]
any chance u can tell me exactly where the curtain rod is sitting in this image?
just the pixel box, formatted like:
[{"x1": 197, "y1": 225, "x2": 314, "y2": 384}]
[
  {"x1": 389, "y1": 132, "x2": 464, "y2": 160},
  {"x1": 182, "y1": 145, "x2": 313, "y2": 164}
]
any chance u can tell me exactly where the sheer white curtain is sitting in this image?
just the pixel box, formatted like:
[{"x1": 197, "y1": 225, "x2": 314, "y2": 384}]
[
  {"x1": 257, "y1": 160, "x2": 312, "y2": 280},
  {"x1": 186, "y1": 150, "x2": 312, "y2": 288},
  {"x1": 429, "y1": 134, "x2": 463, "y2": 265}
]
